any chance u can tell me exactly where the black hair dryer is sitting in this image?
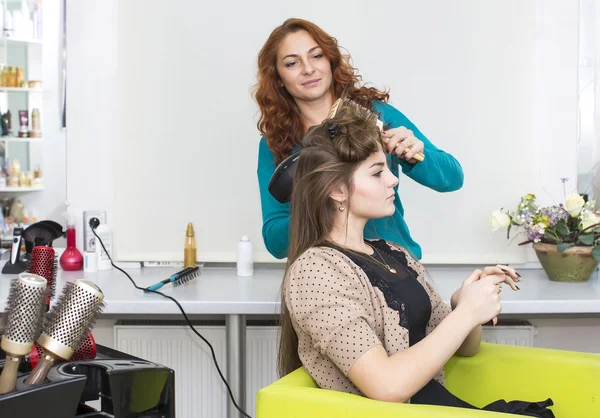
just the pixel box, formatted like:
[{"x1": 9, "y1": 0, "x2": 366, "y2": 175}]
[{"x1": 267, "y1": 151, "x2": 300, "y2": 204}]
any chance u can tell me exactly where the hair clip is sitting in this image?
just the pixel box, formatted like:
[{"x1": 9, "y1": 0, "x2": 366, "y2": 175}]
[{"x1": 327, "y1": 123, "x2": 339, "y2": 139}]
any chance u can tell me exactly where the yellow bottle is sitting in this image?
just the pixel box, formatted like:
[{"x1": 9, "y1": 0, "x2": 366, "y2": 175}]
[{"x1": 184, "y1": 222, "x2": 197, "y2": 268}]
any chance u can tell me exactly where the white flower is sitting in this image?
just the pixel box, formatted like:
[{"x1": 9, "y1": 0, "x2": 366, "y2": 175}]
[
  {"x1": 533, "y1": 223, "x2": 546, "y2": 242},
  {"x1": 565, "y1": 193, "x2": 585, "y2": 217},
  {"x1": 490, "y1": 210, "x2": 511, "y2": 231},
  {"x1": 584, "y1": 199, "x2": 597, "y2": 210},
  {"x1": 580, "y1": 211, "x2": 600, "y2": 231}
]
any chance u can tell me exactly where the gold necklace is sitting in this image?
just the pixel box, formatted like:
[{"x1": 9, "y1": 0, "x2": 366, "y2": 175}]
[{"x1": 366, "y1": 243, "x2": 397, "y2": 274}]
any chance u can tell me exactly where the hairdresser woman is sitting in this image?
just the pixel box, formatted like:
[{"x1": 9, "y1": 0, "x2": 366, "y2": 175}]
[{"x1": 254, "y1": 18, "x2": 463, "y2": 260}]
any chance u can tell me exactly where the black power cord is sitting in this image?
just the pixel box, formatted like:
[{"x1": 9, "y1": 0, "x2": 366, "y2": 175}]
[{"x1": 90, "y1": 218, "x2": 252, "y2": 418}]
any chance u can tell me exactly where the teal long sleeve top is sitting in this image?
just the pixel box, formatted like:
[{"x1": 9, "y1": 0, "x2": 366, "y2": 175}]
[{"x1": 256, "y1": 101, "x2": 464, "y2": 260}]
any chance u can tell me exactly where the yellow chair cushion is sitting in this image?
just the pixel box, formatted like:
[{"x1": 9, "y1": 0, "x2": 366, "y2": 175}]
[{"x1": 256, "y1": 343, "x2": 600, "y2": 417}]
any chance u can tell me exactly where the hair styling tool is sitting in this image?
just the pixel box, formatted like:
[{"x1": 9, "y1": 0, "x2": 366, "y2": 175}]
[
  {"x1": 0, "y1": 272, "x2": 47, "y2": 393},
  {"x1": 22, "y1": 331, "x2": 96, "y2": 372},
  {"x1": 27, "y1": 246, "x2": 58, "y2": 312},
  {"x1": 2, "y1": 227, "x2": 26, "y2": 274},
  {"x1": 328, "y1": 98, "x2": 425, "y2": 162},
  {"x1": 25, "y1": 280, "x2": 105, "y2": 385},
  {"x1": 268, "y1": 96, "x2": 425, "y2": 204},
  {"x1": 10, "y1": 227, "x2": 23, "y2": 265},
  {"x1": 144, "y1": 266, "x2": 200, "y2": 292}
]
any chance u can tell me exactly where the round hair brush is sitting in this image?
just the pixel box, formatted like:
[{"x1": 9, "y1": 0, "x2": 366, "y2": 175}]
[
  {"x1": 25, "y1": 280, "x2": 105, "y2": 385},
  {"x1": 24, "y1": 332, "x2": 96, "y2": 372},
  {"x1": 0, "y1": 273, "x2": 47, "y2": 394},
  {"x1": 27, "y1": 246, "x2": 58, "y2": 312}
]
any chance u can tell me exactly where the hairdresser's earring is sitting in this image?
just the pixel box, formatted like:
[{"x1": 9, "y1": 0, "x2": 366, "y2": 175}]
[{"x1": 339, "y1": 202, "x2": 345, "y2": 212}]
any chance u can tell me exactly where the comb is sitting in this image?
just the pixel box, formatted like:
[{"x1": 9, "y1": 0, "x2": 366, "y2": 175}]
[
  {"x1": 0, "y1": 272, "x2": 47, "y2": 393},
  {"x1": 25, "y1": 280, "x2": 105, "y2": 385},
  {"x1": 145, "y1": 266, "x2": 201, "y2": 292},
  {"x1": 327, "y1": 97, "x2": 424, "y2": 162}
]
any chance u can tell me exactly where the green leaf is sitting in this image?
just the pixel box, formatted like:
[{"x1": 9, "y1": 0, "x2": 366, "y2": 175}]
[
  {"x1": 556, "y1": 221, "x2": 569, "y2": 236},
  {"x1": 557, "y1": 243, "x2": 574, "y2": 253},
  {"x1": 542, "y1": 232, "x2": 560, "y2": 244},
  {"x1": 577, "y1": 234, "x2": 595, "y2": 246},
  {"x1": 593, "y1": 245, "x2": 600, "y2": 262}
]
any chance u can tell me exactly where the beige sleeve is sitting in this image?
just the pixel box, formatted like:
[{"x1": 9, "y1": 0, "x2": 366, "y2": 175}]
[{"x1": 285, "y1": 248, "x2": 382, "y2": 376}]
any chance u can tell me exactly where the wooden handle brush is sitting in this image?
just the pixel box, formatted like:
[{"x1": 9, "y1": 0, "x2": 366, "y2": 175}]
[
  {"x1": 0, "y1": 273, "x2": 47, "y2": 394},
  {"x1": 25, "y1": 280, "x2": 105, "y2": 385},
  {"x1": 327, "y1": 97, "x2": 425, "y2": 162}
]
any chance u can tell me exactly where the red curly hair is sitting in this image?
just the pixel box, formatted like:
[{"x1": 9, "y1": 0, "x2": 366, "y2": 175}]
[{"x1": 253, "y1": 18, "x2": 390, "y2": 164}]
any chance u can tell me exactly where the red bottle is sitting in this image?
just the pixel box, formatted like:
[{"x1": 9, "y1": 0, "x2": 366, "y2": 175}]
[{"x1": 60, "y1": 212, "x2": 83, "y2": 271}]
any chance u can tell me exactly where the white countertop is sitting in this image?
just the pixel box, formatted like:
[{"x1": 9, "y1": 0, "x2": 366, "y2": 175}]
[{"x1": 1, "y1": 265, "x2": 599, "y2": 316}]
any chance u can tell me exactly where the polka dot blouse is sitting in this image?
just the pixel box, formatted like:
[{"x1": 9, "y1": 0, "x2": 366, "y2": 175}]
[{"x1": 284, "y1": 241, "x2": 453, "y2": 399}]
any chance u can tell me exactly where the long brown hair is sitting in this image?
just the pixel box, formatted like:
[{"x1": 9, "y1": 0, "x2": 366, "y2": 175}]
[
  {"x1": 253, "y1": 18, "x2": 390, "y2": 164},
  {"x1": 277, "y1": 100, "x2": 384, "y2": 377}
]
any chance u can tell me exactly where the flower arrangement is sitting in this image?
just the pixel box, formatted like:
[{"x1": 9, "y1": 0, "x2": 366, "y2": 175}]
[{"x1": 490, "y1": 193, "x2": 600, "y2": 262}]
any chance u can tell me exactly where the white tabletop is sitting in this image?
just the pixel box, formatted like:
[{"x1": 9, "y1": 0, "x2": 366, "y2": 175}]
[{"x1": 1, "y1": 264, "x2": 599, "y2": 316}]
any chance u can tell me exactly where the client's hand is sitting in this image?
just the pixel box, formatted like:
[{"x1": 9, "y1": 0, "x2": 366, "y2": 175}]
[
  {"x1": 479, "y1": 265, "x2": 520, "y2": 325},
  {"x1": 455, "y1": 266, "x2": 519, "y2": 327},
  {"x1": 451, "y1": 265, "x2": 520, "y2": 307},
  {"x1": 475, "y1": 265, "x2": 520, "y2": 293}
]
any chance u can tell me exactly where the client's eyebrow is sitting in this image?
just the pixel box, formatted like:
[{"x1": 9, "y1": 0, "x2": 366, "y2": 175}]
[{"x1": 369, "y1": 162, "x2": 385, "y2": 168}]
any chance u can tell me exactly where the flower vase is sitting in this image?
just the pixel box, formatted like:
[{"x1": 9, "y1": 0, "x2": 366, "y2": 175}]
[{"x1": 533, "y1": 243, "x2": 599, "y2": 282}]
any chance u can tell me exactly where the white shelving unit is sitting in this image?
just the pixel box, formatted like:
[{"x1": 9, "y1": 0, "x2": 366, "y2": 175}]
[
  {"x1": 0, "y1": 0, "x2": 44, "y2": 194},
  {"x1": 0, "y1": 185, "x2": 42, "y2": 192},
  {"x1": 0, "y1": 86, "x2": 42, "y2": 92},
  {"x1": 2, "y1": 36, "x2": 42, "y2": 45},
  {"x1": 0, "y1": 135, "x2": 41, "y2": 142}
]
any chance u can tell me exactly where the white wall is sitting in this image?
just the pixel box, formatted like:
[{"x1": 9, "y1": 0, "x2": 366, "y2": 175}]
[
  {"x1": 65, "y1": 0, "x2": 580, "y2": 265},
  {"x1": 65, "y1": 0, "x2": 117, "y2": 250},
  {"x1": 532, "y1": 0, "x2": 579, "y2": 203}
]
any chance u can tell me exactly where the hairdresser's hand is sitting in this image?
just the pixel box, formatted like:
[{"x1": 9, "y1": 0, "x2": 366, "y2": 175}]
[
  {"x1": 455, "y1": 267, "x2": 516, "y2": 327},
  {"x1": 381, "y1": 127, "x2": 424, "y2": 164}
]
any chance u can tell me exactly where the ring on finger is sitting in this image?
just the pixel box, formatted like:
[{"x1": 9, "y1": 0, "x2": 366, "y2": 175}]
[{"x1": 497, "y1": 285, "x2": 502, "y2": 294}]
